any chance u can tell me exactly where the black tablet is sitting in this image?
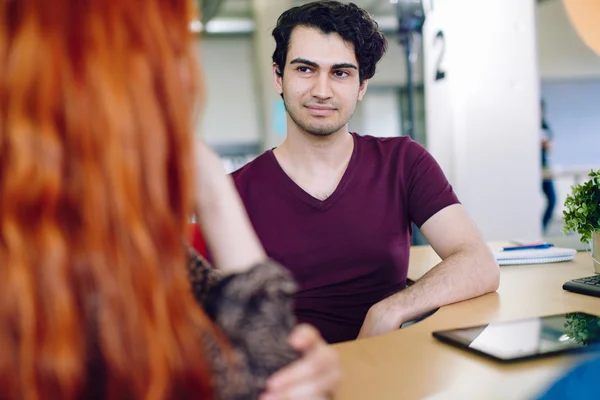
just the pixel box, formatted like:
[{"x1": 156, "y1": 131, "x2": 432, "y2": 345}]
[{"x1": 432, "y1": 312, "x2": 600, "y2": 363}]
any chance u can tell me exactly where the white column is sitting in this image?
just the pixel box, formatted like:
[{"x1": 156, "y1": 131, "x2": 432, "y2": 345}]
[
  {"x1": 252, "y1": 0, "x2": 292, "y2": 150},
  {"x1": 423, "y1": 0, "x2": 542, "y2": 241}
]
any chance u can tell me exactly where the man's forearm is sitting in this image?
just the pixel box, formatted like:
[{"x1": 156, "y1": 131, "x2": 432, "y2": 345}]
[{"x1": 385, "y1": 245, "x2": 500, "y2": 326}]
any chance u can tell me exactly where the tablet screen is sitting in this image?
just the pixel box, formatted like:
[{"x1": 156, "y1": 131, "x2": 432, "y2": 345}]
[{"x1": 433, "y1": 312, "x2": 600, "y2": 362}]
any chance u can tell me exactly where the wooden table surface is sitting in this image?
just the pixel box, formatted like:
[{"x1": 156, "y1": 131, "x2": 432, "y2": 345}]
[{"x1": 333, "y1": 246, "x2": 600, "y2": 399}]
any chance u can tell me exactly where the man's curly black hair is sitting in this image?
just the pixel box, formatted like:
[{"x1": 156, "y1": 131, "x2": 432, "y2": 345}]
[{"x1": 272, "y1": 1, "x2": 387, "y2": 84}]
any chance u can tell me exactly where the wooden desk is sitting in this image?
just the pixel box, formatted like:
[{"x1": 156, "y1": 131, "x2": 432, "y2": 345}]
[{"x1": 333, "y1": 247, "x2": 600, "y2": 399}]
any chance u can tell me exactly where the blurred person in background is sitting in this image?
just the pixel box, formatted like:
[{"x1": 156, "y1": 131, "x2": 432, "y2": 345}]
[
  {"x1": 0, "y1": 1, "x2": 339, "y2": 399},
  {"x1": 541, "y1": 99, "x2": 556, "y2": 235}
]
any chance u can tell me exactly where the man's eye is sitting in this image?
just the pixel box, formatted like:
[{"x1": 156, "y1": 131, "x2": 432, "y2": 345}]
[
  {"x1": 297, "y1": 66, "x2": 312, "y2": 73},
  {"x1": 334, "y1": 70, "x2": 349, "y2": 77}
]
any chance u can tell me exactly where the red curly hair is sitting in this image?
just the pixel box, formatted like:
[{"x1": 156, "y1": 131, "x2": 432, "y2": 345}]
[{"x1": 0, "y1": 0, "x2": 216, "y2": 398}]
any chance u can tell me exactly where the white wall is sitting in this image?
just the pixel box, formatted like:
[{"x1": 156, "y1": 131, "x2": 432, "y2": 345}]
[
  {"x1": 369, "y1": 0, "x2": 600, "y2": 84},
  {"x1": 424, "y1": 0, "x2": 542, "y2": 242},
  {"x1": 195, "y1": 37, "x2": 261, "y2": 145}
]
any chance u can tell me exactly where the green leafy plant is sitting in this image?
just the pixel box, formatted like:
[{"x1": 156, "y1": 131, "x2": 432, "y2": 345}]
[
  {"x1": 564, "y1": 312, "x2": 600, "y2": 346},
  {"x1": 562, "y1": 170, "x2": 600, "y2": 243}
]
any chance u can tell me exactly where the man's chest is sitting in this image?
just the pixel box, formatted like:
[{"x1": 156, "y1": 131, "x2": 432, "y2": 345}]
[{"x1": 245, "y1": 185, "x2": 411, "y2": 289}]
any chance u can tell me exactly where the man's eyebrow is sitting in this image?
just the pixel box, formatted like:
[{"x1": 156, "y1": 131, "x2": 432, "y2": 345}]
[
  {"x1": 331, "y1": 63, "x2": 358, "y2": 70},
  {"x1": 289, "y1": 58, "x2": 358, "y2": 71},
  {"x1": 290, "y1": 58, "x2": 319, "y2": 68}
]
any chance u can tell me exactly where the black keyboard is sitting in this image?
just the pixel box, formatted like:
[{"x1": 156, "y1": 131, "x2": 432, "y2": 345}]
[{"x1": 563, "y1": 275, "x2": 600, "y2": 297}]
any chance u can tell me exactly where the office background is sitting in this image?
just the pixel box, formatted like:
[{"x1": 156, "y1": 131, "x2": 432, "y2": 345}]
[{"x1": 196, "y1": 0, "x2": 600, "y2": 242}]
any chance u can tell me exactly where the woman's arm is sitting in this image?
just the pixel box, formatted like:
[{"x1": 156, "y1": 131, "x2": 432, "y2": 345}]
[
  {"x1": 193, "y1": 141, "x2": 266, "y2": 273},
  {"x1": 192, "y1": 140, "x2": 340, "y2": 399}
]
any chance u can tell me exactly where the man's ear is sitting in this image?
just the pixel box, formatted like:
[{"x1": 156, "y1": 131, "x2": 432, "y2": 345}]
[
  {"x1": 357, "y1": 79, "x2": 369, "y2": 101},
  {"x1": 273, "y1": 63, "x2": 283, "y2": 95}
]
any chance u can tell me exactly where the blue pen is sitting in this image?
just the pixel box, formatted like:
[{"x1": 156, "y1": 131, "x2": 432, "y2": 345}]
[{"x1": 502, "y1": 244, "x2": 554, "y2": 251}]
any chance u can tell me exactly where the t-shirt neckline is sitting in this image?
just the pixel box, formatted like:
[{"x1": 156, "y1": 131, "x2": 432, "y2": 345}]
[{"x1": 267, "y1": 132, "x2": 359, "y2": 211}]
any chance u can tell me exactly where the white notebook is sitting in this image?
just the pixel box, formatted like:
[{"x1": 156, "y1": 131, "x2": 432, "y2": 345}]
[{"x1": 494, "y1": 247, "x2": 577, "y2": 266}]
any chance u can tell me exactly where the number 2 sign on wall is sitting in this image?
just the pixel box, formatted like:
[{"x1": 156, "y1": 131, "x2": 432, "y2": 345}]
[
  {"x1": 426, "y1": 0, "x2": 447, "y2": 82},
  {"x1": 434, "y1": 31, "x2": 446, "y2": 81}
]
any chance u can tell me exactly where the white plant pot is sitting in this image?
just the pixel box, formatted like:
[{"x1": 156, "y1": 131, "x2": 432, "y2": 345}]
[{"x1": 592, "y1": 231, "x2": 600, "y2": 274}]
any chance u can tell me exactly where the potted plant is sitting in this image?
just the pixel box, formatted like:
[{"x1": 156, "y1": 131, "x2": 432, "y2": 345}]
[{"x1": 562, "y1": 169, "x2": 600, "y2": 273}]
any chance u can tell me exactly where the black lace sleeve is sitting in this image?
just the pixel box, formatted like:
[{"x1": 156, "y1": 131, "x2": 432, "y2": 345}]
[
  {"x1": 198, "y1": 259, "x2": 300, "y2": 399},
  {"x1": 186, "y1": 246, "x2": 223, "y2": 305}
]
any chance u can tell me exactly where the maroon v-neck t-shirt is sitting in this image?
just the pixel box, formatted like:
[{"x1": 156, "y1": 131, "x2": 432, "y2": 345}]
[{"x1": 231, "y1": 133, "x2": 459, "y2": 343}]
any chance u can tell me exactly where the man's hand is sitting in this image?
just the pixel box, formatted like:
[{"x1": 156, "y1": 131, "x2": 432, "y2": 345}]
[
  {"x1": 357, "y1": 299, "x2": 402, "y2": 339},
  {"x1": 260, "y1": 324, "x2": 341, "y2": 400}
]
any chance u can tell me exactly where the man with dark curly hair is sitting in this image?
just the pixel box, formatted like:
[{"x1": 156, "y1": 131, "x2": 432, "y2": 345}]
[{"x1": 231, "y1": 1, "x2": 500, "y2": 344}]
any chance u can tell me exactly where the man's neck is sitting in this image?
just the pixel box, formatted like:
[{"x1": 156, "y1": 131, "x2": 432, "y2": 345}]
[
  {"x1": 272, "y1": 126, "x2": 354, "y2": 200},
  {"x1": 274, "y1": 128, "x2": 354, "y2": 176}
]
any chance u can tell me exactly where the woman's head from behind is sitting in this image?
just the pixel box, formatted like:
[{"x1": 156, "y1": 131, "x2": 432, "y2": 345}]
[{"x1": 0, "y1": 0, "x2": 213, "y2": 398}]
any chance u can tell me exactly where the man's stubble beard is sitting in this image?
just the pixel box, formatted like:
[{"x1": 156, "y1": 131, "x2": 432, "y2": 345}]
[{"x1": 282, "y1": 94, "x2": 355, "y2": 137}]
